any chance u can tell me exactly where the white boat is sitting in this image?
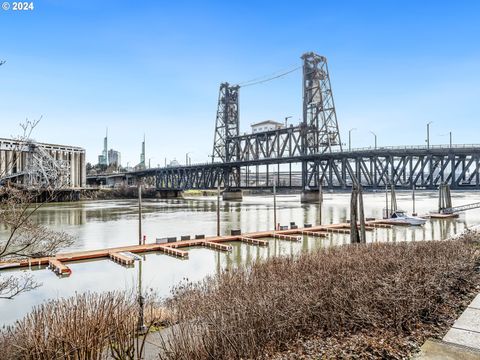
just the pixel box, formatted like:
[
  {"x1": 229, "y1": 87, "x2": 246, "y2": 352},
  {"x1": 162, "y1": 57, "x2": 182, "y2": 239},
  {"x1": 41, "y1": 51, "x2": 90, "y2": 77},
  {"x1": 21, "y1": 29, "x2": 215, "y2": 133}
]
[{"x1": 389, "y1": 210, "x2": 426, "y2": 226}]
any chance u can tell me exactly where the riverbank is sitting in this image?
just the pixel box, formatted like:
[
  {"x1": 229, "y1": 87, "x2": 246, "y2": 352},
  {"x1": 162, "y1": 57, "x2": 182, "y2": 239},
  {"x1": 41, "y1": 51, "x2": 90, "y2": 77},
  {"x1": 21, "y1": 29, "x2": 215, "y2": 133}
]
[
  {"x1": 1, "y1": 232, "x2": 479, "y2": 359},
  {"x1": 156, "y1": 232, "x2": 480, "y2": 359}
]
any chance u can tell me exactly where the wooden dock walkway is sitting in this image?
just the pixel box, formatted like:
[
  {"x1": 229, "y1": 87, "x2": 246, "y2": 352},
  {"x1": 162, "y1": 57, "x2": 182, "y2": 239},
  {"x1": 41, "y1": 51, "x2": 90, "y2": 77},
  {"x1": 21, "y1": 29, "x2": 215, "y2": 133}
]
[
  {"x1": 271, "y1": 233, "x2": 302, "y2": 242},
  {"x1": 110, "y1": 252, "x2": 135, "y2": 266},
  {"x1": 48, "y1": 258, "x2": 71, "y2": 276},
  {"x1": 202, "y1": 241, "x2": 233, "y2": 252},
  {"x1": 0, "y1": 218, "x2": 409, "y2": 271},
  {"x1": 240, "y1": 236, "x2": 269, "y2": 247}
]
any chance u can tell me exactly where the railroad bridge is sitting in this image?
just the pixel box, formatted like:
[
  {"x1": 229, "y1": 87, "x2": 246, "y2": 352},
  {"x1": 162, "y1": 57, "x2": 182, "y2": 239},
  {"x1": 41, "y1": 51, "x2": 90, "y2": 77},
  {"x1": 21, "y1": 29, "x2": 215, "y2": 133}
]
[{"x1": 90, "y1": 52, "x2": 480, "y2": 201}]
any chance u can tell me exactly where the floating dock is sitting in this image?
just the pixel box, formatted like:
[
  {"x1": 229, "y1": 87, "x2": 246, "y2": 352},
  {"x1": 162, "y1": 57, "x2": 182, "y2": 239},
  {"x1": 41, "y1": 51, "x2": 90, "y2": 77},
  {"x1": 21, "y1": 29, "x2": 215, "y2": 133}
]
[
  {"x1": 240, "y1": 236, "x2": 269, "y2": 247},
  {"x1": 271, "y1": 233, "x2": 302, "y2": 242},
  {"x1": 428, "y1": 213, "x2": 460, "y2": 219},
  {"x1": 0, "y1": 219, "x2": 420, "y2": 272},
  {"x1": 110, "y1": 252, "x2": 135, "y2": 266},
  {"x1": 202, "y1": 241, "x2": 233, "y2": 252},
  {"x1": 48, "y1": 258, "x2": 71, "y2": 276}
]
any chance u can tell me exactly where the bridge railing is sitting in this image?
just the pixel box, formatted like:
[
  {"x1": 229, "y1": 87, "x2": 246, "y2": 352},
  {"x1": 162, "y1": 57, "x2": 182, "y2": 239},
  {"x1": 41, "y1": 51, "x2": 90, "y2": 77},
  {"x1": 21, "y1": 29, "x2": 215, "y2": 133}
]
[
  {"x1": 88, "y1": 143, "x2": 480, "y2": 178},
  {"x1": 340, "y1": 144, "x2": 480, "y2": 153}
]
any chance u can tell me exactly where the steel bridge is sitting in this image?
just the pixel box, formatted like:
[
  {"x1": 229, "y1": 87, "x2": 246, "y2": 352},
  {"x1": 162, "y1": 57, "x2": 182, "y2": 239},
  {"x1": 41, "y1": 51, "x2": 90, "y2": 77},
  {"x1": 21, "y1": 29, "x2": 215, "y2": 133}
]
[
  {"x1": 129, "y1": 144, "x2": 480, "y2": 192},
  {"x1": 88, "y1": 52, "x2": 480, "y2": 199}
]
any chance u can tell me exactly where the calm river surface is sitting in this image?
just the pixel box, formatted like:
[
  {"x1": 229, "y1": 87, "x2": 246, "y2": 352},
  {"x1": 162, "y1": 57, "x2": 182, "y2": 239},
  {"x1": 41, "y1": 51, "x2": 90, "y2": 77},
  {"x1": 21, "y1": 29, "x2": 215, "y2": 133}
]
[{"x1": 1, "y1": 191, "x2": 480, "y2": 325}]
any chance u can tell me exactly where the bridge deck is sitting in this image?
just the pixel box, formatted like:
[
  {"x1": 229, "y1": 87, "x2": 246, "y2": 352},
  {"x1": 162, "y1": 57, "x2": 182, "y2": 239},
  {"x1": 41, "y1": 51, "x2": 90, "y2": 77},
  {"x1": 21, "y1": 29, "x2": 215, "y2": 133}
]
[{"x1": 0, "y1": 220, "x2": 408, "y2": 271}]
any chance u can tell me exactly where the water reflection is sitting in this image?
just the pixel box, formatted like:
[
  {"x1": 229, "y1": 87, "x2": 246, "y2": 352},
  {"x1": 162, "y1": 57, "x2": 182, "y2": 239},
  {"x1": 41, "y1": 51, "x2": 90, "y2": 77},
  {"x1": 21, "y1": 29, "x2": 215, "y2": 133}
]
[{"x1": 0, "y1": 191, "x2": 479, "y2": 325}]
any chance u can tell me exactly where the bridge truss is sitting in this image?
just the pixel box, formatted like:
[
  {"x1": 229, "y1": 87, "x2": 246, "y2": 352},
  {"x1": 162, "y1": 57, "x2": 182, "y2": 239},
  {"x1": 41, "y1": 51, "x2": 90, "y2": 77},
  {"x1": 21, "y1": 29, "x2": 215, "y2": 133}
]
[{"x1": 134, "y1": 145, "x2": 480, "y2": 191}]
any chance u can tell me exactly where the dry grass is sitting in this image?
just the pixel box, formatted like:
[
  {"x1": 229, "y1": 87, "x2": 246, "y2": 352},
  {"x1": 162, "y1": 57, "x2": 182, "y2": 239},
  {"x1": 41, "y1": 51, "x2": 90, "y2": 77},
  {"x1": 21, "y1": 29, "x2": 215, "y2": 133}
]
[
  {"x1": 158, "y1": 234, "x2": 480, "y2": 359},
  {"x1": 0, "y1": 291, "x2": 166, "y2": 360}
]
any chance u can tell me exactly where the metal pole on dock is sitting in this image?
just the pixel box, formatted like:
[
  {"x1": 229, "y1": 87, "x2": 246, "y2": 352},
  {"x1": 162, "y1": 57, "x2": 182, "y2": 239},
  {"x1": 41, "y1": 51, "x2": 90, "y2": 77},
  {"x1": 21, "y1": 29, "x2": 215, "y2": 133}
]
[
  {"x1": 385, "y1": 184, "x2": 389, "y2": 219},
  {"x1": 273, "y1": 175, "x2": 277, "y2": 232},
  {"x1": 217, "y1": 184, "x2": 220, "y2": 236},
  {"x1": 358, "y1": 185, "x2": 366, "y2": 243},
  {"x1": 350, "y1": 185, "x2": 360, "y2": 243},
  {"x1": 318, "y1": 183, "x2": 323, "y2": 225},
  {"x1": 138, "y1": 183, "x2": 142, "y2": 245},
  {"x1": 137, "y1": 258, "x2": 145, "y2": 336},
  {"x1": 412, "y1": 184, "x2": 417, "y2": 216}
]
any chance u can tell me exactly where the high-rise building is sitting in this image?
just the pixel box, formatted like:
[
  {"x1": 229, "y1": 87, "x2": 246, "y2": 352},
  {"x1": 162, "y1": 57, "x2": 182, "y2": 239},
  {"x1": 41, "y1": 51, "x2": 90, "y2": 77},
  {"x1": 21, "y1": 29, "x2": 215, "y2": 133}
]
[
  {"x1": 108, "y1": 149, "x2": 121, "y2": 167},
  {"x1": 98, "y1": 128, "x2": 108, "y2": 166},
  {"x1": 137, "y1": 135, "x2": 145, "y2": 169}
]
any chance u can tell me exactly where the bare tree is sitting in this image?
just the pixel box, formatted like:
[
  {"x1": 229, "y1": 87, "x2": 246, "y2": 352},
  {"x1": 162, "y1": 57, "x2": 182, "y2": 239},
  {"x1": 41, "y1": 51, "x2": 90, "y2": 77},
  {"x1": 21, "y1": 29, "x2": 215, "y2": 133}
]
[{"x1": 0, "y1": 119, "x2": 74, "y2": 299}]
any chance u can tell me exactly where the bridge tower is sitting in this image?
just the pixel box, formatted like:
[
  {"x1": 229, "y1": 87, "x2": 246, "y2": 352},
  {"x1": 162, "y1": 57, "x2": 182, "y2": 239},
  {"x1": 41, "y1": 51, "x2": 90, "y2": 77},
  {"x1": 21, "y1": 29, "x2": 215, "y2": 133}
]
[
  {"x1": 211, "y1": 83, "x2": 241, "y2": 191},
  {"x1": 301, "y1": 52, "x2": 342, "y2": 153},
  {"x1": 211, "y1": 82, "x2": 240, "y2": 163},
  {"x1": 301, "y1": 52, "x2": 342, "y2": 201}
]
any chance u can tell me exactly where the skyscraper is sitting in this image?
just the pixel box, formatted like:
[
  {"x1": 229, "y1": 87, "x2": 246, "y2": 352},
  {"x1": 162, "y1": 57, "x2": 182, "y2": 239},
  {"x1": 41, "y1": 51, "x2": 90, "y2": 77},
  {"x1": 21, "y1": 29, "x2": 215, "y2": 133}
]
[
  {"x1": 139, "y1": 134, "x2": 145, "y2": 169},
  {"x1": 98, "y1": 128, "x2": 108, "y2": 166}
]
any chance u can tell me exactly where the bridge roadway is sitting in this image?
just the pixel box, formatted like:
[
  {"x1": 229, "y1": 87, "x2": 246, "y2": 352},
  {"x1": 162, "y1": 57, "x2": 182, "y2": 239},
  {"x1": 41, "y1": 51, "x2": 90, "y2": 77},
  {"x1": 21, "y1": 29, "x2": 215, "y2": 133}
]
[{"x1": 88, "y1": 144, "x2": 480, "y2": 192}]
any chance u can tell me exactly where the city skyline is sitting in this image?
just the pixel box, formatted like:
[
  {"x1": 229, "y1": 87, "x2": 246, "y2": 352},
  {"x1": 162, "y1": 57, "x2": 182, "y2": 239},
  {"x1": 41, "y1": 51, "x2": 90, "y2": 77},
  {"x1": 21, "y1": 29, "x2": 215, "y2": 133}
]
[{"x1": 1, "y1": 1, "x2": 480, "y2": 166}]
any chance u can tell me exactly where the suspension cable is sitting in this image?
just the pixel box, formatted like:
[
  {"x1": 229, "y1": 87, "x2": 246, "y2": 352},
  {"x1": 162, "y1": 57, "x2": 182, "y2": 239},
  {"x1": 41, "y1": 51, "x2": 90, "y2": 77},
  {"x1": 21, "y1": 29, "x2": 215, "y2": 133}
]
[{"x1": 238, "y1": 65, "x2": 301, "y2": 88}]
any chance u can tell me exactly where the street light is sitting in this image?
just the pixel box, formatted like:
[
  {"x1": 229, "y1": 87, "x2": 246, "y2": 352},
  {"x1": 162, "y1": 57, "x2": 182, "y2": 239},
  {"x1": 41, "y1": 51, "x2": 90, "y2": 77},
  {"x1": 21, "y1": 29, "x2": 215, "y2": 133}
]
[
  {"x1": 440, "y1": 131, "x2": 453, "y2": 148},
  {"x1": 369, "y1": 131, "x2": 377, "y2": 149},
  {"x1": 284, "y1": 116, "x2": 292, "y2": 127},
  {"x1": 348, "y1": 128, "x2": 357, "y2": 151},
  {"x1": 426, "y1": 121, "x2": 433, "y2": 149}
]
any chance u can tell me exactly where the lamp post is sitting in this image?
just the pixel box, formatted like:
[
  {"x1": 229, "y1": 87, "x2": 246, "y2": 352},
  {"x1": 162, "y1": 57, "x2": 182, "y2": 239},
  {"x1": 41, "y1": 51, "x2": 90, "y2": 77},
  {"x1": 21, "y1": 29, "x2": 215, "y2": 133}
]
[
  {"x1": 284, "y1": 115, "x2": 292, "y2": 127},
  {"x1": 426, "y1": 121, "x2": 433, "y2": 149},
  {"x1": 440, "y1": 131, "x2": 453, "y2": 148},
  {"x1": 369, "y1": 131, "x2": 377, "y2": 149},
  {"x1": 348, "y1": 128, "x2": 357, "y2": 151}
]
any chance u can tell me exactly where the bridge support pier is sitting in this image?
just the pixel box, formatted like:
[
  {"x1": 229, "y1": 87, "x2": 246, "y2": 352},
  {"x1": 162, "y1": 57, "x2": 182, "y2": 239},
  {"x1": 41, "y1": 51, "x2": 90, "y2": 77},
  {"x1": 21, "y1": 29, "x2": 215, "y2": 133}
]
[
  {"x1": 156, "y1": 190, "x2": 182, "y2": 199},
  {"x1": 301, "y1": 189, "x2": 320, "y2": 203},
  {"x1": 222, "y1": 189, "x2": 243, "y2": 201}
]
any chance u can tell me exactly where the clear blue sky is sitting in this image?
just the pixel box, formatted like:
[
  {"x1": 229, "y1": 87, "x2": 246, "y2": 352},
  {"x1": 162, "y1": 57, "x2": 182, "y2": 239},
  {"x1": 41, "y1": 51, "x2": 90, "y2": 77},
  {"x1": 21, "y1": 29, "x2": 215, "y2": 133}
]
[{"x1": 1, "y1": 1, "x2": 479, "y2": 166}]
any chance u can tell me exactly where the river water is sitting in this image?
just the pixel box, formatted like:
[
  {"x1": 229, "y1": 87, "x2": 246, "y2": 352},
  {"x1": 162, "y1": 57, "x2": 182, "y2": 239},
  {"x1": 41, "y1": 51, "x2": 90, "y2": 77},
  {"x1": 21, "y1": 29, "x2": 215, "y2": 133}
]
[{"x1": 1, "y1": 191, "x2": 480, "y2": 325}]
